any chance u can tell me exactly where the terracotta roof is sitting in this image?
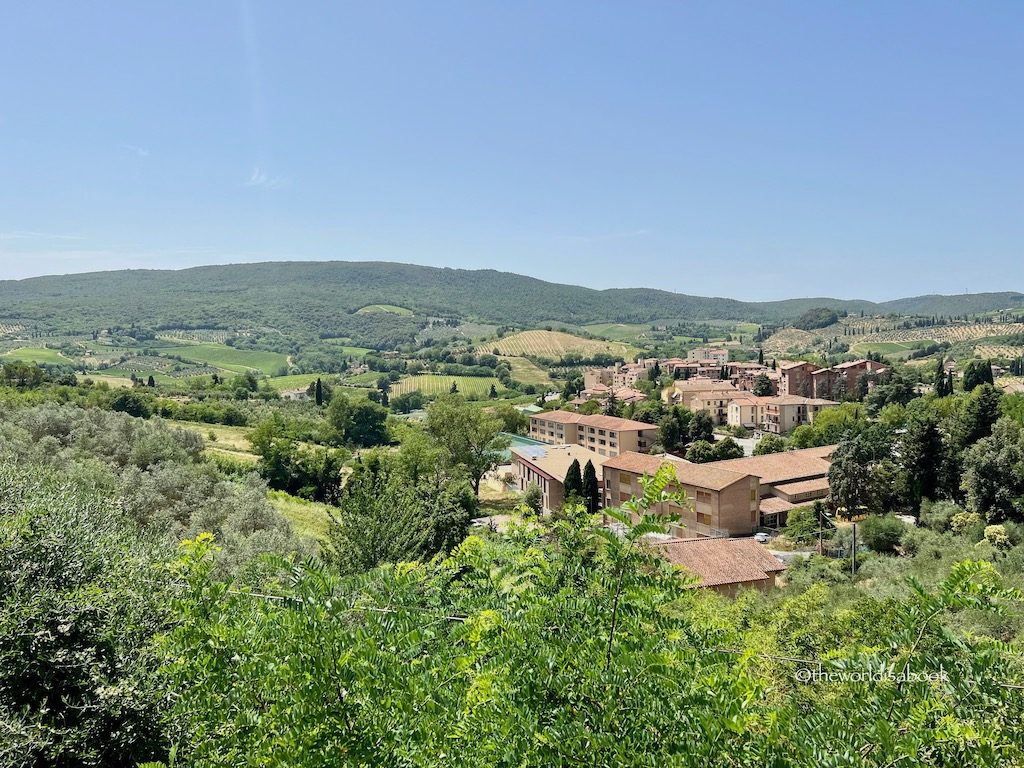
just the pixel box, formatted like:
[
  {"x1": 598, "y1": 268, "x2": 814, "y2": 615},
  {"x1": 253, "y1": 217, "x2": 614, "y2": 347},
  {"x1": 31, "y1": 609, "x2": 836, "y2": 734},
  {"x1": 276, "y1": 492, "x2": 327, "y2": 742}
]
[
  {"x1": 773, "y1": 477, "x2": 830, "y2": 496},
  {"x1": 672, "y1": 378, "x2": 739, "y2": 393},
  {"x1": 511, "y1": 444, "x2": 608, "y2": 482},
  {"x1": 762, "y1": 395, "x2": 839, "y2": 406},
  {"x1": 759, "y1": 497, "x2": 797, "y2": 514},
  {"x1": 655, "y1": 537, "x2": 786, "y2": 587},
  {"x1": 708, "y1": 445, "x2": 836, "y2": 486},
  {"x1": 603, "y1": 452, "x2": 751, "y2": 492},
  {"x1": 531, "y1": 410, "x2": 583, "y2": 425},
  {"x1": 576, "y1": 414, "x2": 656, "y2": 431}
]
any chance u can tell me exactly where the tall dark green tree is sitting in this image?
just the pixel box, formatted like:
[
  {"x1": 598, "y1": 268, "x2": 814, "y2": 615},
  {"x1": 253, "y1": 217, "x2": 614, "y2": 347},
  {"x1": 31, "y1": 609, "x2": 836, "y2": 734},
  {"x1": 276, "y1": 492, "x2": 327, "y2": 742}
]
[
  {"x1": 582, "y1": 459, "x2": 600, "y2": 513},
  {"x1": 933, "y1": 358, "x2": 949, "y2": 397},
  {"x1": 962, "y1": 359, "x2": 995, "y2": 392},
  {"x1": 314, "y1": 377, "x2": 324, "y2": 406},
  {"x1": 563, "y1": 458, "x2": 583, "y2": 501}
]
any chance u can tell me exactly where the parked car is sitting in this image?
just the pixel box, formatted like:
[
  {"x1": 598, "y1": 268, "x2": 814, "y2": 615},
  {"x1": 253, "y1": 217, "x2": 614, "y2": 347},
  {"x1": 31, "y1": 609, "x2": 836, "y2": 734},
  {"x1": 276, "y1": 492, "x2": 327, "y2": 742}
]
[{"x1": 753, "y1": 532, "x2": 771, "y2": 544}]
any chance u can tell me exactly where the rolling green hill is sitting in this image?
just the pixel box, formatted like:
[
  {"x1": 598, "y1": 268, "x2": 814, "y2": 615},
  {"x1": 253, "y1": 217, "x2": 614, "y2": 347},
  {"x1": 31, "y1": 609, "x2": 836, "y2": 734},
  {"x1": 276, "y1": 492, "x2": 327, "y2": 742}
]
[{"x1": 1, "y1": 261, "x2": 1021, "y2": 348}]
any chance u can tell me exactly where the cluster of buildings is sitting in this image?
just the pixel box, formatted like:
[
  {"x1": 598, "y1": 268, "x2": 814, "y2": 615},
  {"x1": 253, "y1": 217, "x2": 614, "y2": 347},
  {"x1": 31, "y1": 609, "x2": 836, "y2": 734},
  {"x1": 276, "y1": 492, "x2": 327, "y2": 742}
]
[
  {"x1": 583, "y1": 348, "x2": 774, "y2": 394},
  {"x1": 515, "y1": 412, "x2": 834, "y2": 533},
  {"x1": 778, "y1": 359, "x2": 887, "y2": 399},
  {"x1": 663, "y1": 377, "x2": 839, "y2": 434},
  {"x1": 510, "y1": 410, "x2": 837, "y2": 592}
]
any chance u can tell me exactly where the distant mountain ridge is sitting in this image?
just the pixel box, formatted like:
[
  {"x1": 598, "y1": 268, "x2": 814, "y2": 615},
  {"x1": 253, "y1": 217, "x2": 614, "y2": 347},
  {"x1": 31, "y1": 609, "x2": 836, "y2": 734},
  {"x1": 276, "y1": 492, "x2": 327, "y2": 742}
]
[{"x1": 0, "y1": 260, "x2": 1021, "y2": 337}]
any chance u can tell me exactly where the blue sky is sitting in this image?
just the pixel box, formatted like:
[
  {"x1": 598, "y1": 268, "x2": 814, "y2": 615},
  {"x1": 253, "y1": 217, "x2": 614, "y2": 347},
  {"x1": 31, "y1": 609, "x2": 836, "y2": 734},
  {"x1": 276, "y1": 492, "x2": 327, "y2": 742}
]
[{"x1": 0, "y1": 2, "x2": 1021, "y2": 300}]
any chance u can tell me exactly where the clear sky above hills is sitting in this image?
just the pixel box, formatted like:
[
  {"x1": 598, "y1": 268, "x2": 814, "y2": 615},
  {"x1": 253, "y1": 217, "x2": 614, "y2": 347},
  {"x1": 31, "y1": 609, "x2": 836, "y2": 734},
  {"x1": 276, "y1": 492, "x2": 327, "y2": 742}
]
[{"x1": 0, "y1": 2, "x2": 1021, "y2": 299}]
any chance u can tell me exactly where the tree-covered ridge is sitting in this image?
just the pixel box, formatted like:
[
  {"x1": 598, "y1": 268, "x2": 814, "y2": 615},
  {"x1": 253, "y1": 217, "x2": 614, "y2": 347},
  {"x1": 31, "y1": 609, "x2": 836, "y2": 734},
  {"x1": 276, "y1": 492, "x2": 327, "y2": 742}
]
[{"x1": 1, "y1": 260, "x2": 1021, "y2": 340}]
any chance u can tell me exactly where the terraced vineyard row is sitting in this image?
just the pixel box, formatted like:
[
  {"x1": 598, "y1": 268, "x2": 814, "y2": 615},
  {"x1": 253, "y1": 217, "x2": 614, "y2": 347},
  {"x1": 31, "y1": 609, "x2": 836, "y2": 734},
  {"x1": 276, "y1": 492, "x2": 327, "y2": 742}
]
[
  {"x1": 859, "y1": 322, "x2": 1024, "y2": 345},
  {"x1": 157, "y1": 329, "x2": 234, "y2": 344},
  {"x1": 480, "y1": 330, "x2": 634, "y2": 360},
  {"x1": 389, "y1": 374, "x2": 504, "y2": 398},
  {"x1": 976, "y1": 345, "x2": 1024, "y2": 359}
]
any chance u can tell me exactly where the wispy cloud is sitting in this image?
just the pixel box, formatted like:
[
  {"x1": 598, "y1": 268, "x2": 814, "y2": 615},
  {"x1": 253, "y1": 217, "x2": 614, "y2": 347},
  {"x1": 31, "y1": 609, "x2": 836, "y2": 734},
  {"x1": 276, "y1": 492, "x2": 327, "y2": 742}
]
[
  {"x1": 122, "y1": 143, "x2": 150, "y2": 158},
  {"x1": 245, "y1": 167, "x2": 286, "y2": 189},
  {"x1": 0, "y1": 231, "x2": 86, "y2": 241},
  {"x1": 556, "y1": 228, "x2": 651, "y2": 244}
]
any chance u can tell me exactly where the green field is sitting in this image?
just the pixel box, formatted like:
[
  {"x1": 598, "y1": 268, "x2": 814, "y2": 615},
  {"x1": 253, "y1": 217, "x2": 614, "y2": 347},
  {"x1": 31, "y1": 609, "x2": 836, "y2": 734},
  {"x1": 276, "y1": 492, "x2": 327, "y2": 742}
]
[
  {"x1": 0, "y1": 346, "x2": 71, "y2": 364},
  {"x1": 156, "y1": 342, "x2": 289, "y2": 374},
  {"x1": 268, "y1": 490, "x2": 335, "y2": 541},
  {"x1": 267, "y1": 373, "x2": 329, "y2": 391},
  {"x1": 582, "y1": 323, "x2": 653, "y2": 342},
  {"x1": 354, "y1": 304, "x2": 414, "y2": 316},
  {"x1": 503, "y1": 356, "x2": 556, "y2": 388},
  {"x1": 850, "y1": 340, "x2": 936, "y2": 360},
  {"x1": 321, "y1": 339, "x2": 374, "y2": 357},
  {"x1": 390, "y1": 374, "x2": 505, "y2": 397},
  {"x1": 166, "y1": 420, "x2": 255, "y2": 456},
  {"x1": 483, "y1": 330, "x2": 636, "y2": 360}
]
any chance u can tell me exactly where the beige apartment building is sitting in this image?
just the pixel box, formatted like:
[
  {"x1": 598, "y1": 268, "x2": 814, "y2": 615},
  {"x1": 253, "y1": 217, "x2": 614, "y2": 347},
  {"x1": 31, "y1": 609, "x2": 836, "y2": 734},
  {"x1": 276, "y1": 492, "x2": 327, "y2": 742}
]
[
  {"x1": 603, "y1": 445, "x2": 837, "y2": 533},
  {"x1": 727, "y1": 394, "x2": 839, "y2": 433},
  {"x1": 528, "y1": 412, "x2": 658, "y2": 457},
  {"x1": 663, "y1": 377, "x2": 738, "y2": 404},
  {"x1": 602, "y1": 452, "x2": 760, "y2": 537},
  {"x1": 688, "y1": 347, "x2": 730, "y2": 365},
  {"x1": 510, "y1": 443, "x2": 607, "y2": 513},
  {"x1": 762, "y1": 395, "x2": 839, "y2": 434}
]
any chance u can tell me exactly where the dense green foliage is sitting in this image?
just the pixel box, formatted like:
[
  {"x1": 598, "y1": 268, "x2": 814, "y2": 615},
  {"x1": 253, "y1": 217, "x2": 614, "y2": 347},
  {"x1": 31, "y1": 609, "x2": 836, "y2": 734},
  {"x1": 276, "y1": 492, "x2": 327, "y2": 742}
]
[{"x1": 793, "y1": 306, "x2": 841, "y2": 330}]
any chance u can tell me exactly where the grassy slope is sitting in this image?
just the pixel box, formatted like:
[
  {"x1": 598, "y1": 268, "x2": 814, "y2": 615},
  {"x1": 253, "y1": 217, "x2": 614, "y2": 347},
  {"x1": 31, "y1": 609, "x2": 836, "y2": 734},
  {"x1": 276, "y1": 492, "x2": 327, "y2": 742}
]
[
  {"x1": 268, "y1": 490, "x2": 334, "y2": 541},
  {"x1": 156, "y1": 342, "x2": 289, "y2": 374},
  {"x1": 483, "y1": 330, "x2": 637, "y2": 360},
  {"x1": 0, "y1": 346, "x2": 71, "y2": 364},
  {"x1": 390, "y1": 374, "x2": 504, "y2": 397}
]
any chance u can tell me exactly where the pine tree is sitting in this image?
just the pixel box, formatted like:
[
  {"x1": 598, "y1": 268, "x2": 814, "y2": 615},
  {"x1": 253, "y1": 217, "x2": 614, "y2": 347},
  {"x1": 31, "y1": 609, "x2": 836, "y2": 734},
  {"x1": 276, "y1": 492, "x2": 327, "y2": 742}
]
[
  {"x1": 582, "y1": 460, "x2": 599, "y2": 514},
  {"x1": 488, "y1": 383, "x2": 498, "y2": 398},
  {"x1": 563, "y1": 459, "x2": 583, "y2": 501},
  {"x1": 450, "y1": 381, "x2": 459, "y2": 394}
]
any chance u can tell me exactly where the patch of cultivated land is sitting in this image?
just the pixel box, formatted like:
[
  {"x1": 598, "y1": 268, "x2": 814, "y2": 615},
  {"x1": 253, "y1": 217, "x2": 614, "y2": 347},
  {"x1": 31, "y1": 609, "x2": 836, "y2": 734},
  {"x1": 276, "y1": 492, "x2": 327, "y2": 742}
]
[
  {"x1": 354, "y1": 304, "x2": 414, "y2": 316},
  {"x1": 503, "y1": 356, "x2": 555, "y2": 387},
  {"x1": 849, "y1": 340, "x2": 936, "y2": 360},
  {"x1": 390, "y1": 374, "x2": 504, "y2": 397},
  {"x1": 0, "y1": 346, "x2": 72, "y2": 364},
  {"x1": 481, "y1": 330, "x2": 635, "y2": 359},
  {"x1": 155, "y1": 342, "x2": 289, "y2": 374},
  {"x1": 976, "y1": 345, "x2": 1024, "y2": 359},
  {"x1": 860, "y1": 323, "x2": 1024, "y2": 345},
  {"x1": 167, "y1": 420, "x2": 255, "y2": 456},
  {"x1": 581, "y1": 323, "x2": 653, "y2": 342}
]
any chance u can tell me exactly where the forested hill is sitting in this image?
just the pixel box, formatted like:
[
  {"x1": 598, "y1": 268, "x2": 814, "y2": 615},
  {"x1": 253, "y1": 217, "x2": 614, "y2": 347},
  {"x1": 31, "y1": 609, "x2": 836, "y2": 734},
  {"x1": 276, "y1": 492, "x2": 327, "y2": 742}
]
[{"x1": 1, "y1": 260, "x2": 1021, "y2": 335}]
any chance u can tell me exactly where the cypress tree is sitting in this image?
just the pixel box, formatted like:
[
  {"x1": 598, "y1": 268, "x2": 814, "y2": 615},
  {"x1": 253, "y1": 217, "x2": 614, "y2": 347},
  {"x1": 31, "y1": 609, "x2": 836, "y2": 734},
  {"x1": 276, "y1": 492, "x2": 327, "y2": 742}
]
[
  {"x1": 582, "y1": 460, "x2": 599, "y2": 514},
  {"x1": 563, "y1": 459, "x2": 583, "y2": 501},
  {"x1": 315, "y1": 378, "x2": 324, "y2": 406}
]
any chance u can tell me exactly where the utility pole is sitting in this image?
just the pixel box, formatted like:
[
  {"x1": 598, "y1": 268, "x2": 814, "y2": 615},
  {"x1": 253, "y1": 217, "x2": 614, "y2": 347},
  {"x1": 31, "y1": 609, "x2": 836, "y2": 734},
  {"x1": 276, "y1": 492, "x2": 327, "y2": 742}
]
[{"x1": 851, "y1": 523, "x2": 857, "y2": 576}]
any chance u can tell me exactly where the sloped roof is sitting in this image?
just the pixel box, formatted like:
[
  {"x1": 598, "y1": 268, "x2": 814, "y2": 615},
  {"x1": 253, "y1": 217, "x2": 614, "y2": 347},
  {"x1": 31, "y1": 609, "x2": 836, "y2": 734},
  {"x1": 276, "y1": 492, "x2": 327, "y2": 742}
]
[
  {"x1": 603, "y1": 452, "x2": 751, "y2": 492},
  {"x1": 511, "y1": 444, "x2": 608, "y2": 482},
  {"x1": 655, "y1": 537, "x2": 786, "y2": 587},
  {"x1": 709, "y1": 446, "x2": 836, "y2": 485}
]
